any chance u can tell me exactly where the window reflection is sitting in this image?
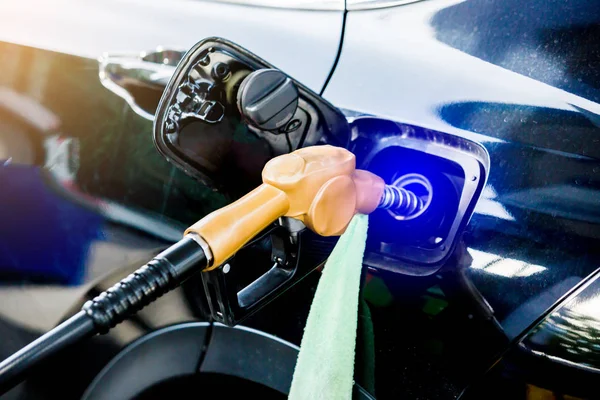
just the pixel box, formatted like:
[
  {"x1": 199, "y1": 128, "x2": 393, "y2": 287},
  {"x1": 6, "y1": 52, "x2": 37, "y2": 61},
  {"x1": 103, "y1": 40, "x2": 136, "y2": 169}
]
[{"x1": 527, "y1": 292, "x2": 600, "y2": 371}]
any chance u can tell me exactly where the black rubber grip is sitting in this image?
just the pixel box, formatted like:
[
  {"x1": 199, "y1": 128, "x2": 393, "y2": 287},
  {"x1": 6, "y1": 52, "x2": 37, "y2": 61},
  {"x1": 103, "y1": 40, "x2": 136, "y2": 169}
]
[
  {"x1": 82, "y1": 259, "x2": 175, "y2": 332},
  {"x1": 82, "y1": 236, "x2": 207, "y2": 333}
]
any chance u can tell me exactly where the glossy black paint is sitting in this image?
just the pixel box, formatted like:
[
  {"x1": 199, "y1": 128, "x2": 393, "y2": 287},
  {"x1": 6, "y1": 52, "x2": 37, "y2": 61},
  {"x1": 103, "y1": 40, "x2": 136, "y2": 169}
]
[
  {"x1": 0, "y1": 0, "x2": 600, "y2": 399},
  {"x1": 429, "y1": 2, "x2": 600, "y2": 397},
  {"x1": 431, "y1": 0, "x2": 600, "y2": 104}
]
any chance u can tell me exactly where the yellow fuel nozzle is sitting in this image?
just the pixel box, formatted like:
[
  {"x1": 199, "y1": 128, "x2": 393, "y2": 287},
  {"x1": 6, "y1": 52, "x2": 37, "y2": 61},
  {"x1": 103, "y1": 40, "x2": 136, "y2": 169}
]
[{"x1": 185, "y1": 145, "x2": 386, "y2": 269}]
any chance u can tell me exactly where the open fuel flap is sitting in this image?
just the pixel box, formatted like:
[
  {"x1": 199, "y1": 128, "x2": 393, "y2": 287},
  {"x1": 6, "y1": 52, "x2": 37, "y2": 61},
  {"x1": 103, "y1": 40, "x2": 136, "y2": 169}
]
[{"x1": 350, "y1": 117, "x2": 489, "y2": 276}]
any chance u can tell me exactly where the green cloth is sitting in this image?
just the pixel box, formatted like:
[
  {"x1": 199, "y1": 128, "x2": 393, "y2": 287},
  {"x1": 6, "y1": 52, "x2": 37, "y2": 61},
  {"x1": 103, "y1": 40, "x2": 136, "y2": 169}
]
[
  {"x1": 289, "y1": 214, "x2": 369, "y2": 400},
  {"x1": 355, "y1": 297, "x2": 375, "y2": 395}
]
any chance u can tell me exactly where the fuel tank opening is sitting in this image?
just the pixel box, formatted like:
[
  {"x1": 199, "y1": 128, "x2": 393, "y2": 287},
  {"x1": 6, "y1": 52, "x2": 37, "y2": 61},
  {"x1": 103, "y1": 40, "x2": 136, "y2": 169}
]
[
  {"x1": 366, "y1": 145, "x2": 463, "y2": 251},
  {"x1": 350, "y1": 116, "x2": 489, "y2": 274}
]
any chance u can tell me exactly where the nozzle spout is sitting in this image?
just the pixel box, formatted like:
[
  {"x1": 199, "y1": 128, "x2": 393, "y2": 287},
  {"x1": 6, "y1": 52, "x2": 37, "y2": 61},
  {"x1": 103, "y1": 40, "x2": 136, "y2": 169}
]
[
  {"x1": 378, "y1": 185, "x2": 424, "y2": 217},
  {"x1": 377, "y1": 173, "x2": 433, "y2": 220}
]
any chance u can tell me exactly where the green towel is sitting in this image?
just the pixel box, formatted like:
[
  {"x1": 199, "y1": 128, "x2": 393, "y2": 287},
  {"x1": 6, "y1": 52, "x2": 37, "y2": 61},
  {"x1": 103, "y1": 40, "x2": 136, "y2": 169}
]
[
  {"x1": 355, "y1": 297, "x2": 375, "y2": 395},
  {"x1": 289, "y1": 214, "x2": 369, "y2": 400}
]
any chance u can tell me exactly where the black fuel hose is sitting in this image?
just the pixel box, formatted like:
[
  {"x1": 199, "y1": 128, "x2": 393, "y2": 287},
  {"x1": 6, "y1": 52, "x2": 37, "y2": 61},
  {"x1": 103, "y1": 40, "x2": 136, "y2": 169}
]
[{"x1": 0, "y1": 234, "x2": 209, "y2": 395}]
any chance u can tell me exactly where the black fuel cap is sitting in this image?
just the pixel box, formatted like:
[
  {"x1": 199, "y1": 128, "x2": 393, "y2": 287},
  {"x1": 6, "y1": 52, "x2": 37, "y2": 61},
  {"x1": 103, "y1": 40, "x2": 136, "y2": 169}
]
[{"x1": 237, "y1": 69, "x2": 299, "y2": 131}]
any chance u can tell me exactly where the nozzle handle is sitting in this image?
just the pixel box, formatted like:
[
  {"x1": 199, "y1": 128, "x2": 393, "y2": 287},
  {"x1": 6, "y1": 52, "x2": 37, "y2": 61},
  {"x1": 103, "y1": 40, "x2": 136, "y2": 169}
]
[{"x1": 186, "y1": 184, "x2": 290, "y2": 269}]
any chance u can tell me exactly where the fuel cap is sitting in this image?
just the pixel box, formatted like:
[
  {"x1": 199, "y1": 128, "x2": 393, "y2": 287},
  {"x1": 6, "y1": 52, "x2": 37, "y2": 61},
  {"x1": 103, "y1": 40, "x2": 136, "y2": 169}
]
[{"x1": 237, "y1": 69, "x2": 299, "y2": 131}]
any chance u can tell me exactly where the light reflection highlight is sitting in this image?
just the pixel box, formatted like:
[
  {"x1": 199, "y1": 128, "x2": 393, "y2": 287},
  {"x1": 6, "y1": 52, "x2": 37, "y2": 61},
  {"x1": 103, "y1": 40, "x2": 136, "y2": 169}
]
[
  {"x1": 468, "y1": 248, "x2": 546, "y2": 277},
  {"x1": 474, "y1": 185, "x2": 516, "y2": 221}
]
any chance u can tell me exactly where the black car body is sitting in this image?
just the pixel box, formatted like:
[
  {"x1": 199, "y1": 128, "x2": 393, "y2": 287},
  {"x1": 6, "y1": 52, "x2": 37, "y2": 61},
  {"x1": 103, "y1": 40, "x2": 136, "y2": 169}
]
[{"x1": 0, "y1": 0, "x2": 599, "y2": 399}]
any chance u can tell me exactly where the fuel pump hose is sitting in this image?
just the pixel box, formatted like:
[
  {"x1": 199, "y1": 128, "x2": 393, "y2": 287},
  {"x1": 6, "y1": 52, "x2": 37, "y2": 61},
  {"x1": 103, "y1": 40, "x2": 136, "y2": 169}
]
[{"x1": 0, "y1": 234, "x2": 209, "y2": 394}]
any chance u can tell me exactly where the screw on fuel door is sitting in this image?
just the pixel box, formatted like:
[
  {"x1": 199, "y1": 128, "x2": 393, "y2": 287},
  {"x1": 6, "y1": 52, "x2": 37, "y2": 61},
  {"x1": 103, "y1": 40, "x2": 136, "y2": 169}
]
[{"x1": 237, "y1": 69, "x2": 299, "y2": 131}]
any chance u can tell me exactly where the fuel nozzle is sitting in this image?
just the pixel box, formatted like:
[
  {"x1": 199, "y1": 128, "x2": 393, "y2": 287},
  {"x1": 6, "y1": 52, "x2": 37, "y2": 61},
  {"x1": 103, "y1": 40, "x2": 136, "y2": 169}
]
[{"x1": 0, "y1": 145, "x2": 422, "y2": 393}]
